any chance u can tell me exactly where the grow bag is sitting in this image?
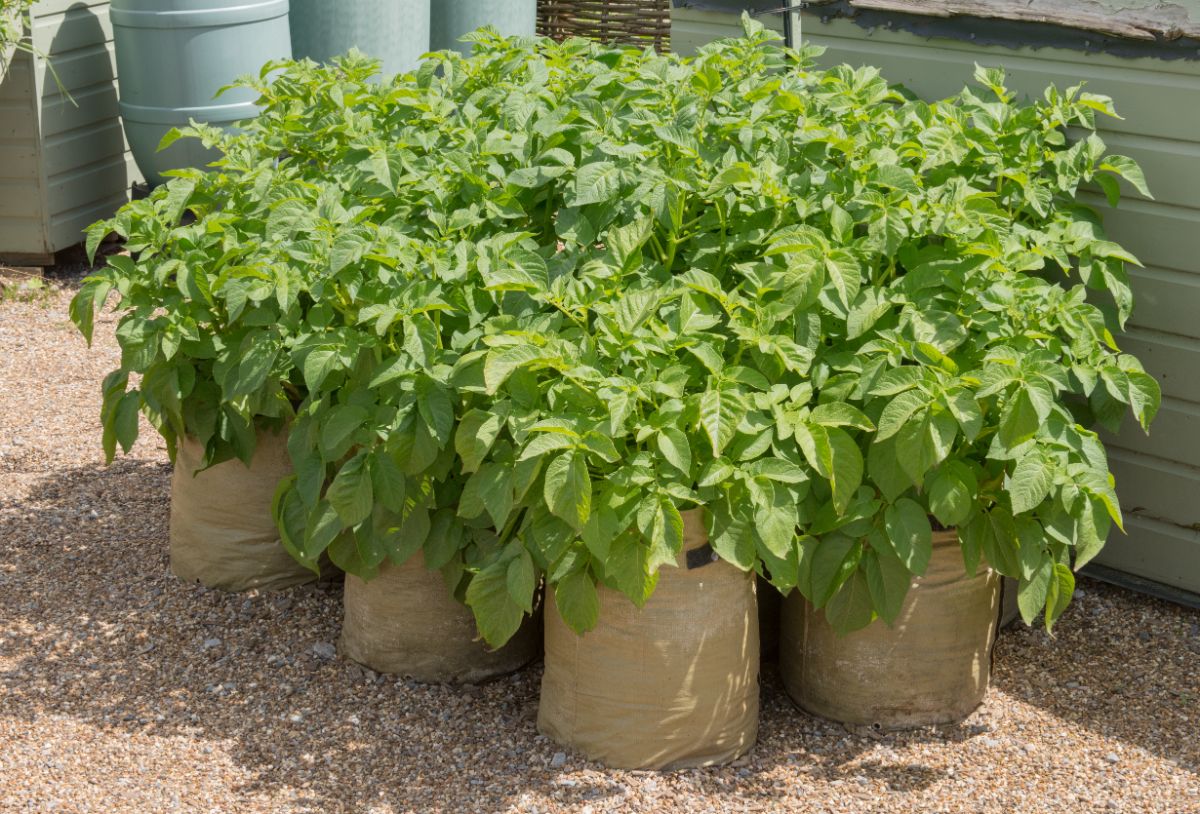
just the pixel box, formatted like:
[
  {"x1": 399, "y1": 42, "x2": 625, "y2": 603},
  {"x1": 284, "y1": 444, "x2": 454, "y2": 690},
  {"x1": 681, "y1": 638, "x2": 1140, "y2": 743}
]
[
  {"x1": 780, "y1": 530, "x2": 1001, "y2": 730},
  {"x1": 340, "y1": 553, "x2": 539, "y2": 683},
  {"x1": 170, "y1": 429, "x2": 314, "y2": 592},
  {"x1": 539, "y1": 509, "x2": 759, "y2": 770}
]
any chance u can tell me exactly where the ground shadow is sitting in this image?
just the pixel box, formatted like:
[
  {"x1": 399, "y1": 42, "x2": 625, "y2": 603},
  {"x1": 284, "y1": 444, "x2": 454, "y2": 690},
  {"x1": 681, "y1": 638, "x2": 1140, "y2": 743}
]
[{"x1": 0, "y1": 457, "x2": 1196, "y2": 812}]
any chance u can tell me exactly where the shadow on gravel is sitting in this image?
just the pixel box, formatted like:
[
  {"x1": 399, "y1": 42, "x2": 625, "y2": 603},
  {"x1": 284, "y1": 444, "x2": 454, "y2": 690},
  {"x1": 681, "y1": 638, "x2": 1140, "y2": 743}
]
[
  {"x1": 0, "y1": 458, "x2": 1197, "y2": 812},
  {"x1": 989, "y1": 580, "x2": 1200, "y2": 774}
]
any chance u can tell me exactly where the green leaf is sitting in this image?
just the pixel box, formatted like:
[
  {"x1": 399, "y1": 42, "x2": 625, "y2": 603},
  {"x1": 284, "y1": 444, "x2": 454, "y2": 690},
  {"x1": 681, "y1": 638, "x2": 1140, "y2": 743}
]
[
  {"x1": 1126, "y1": 371, "x2": 1160, "y2": 431},
  {"x1": 863, "y1": 543, "x2": 912, "y2": 625},
  {"x1": 998, "y1": 387, "x2": 1042, "y2": 450},
  {"x1": 699, "y1": 388, "x2": 746, "y2": 457},
  {"x1": 1007, "y1": 452, "x2": 1054, "y2": 515},
  {"x1": 824, "y1": 570, "x2": 875, "y2": 635},
  {"x1": 455, "y1": 409, "x2": 505, "y2": 473},
  {"x1": 927, "y1": 461, "x2": 975, "y2": 527},
  {"x1": 569, "y1": 161, "x2": 621, "y2": 206},
  {"x1": 326, "y1": 452, "x2": 374, "y2": 527},
  {"x1": 875, "y1": 391, "x2": 926, "y2": 441},
  {"x1": 810, "y1": 402, "x2": 875, "y2": 431},
  {"x1": 303, "y1": 348, "x2": 340, "y2": 391},
  {"x1": 1018, "y1": 555, "x2": 1054, "y2": 625},
  {"x1": 867, "y1": 435, "x2": 914, "y2": 502},
  {"x1": 484, "y1": 345, "x2": 544, "y2": 394},
  {"x1": 1045, "y1": 562, "x2": 1075, "y2": 628},
  {"x1": 112, "y1": 392, "x2": 141, "y2": 456},
  {"x1": 1099, "y1": 155, "x2": 1152, "y2": 199},
  {"x1": 544, "y1": 450, "x2": 591, "y2": 531},
  {"x1": 656, "y1": 426, "x2": 692, "y2": 476},
  {"x1": 883, "y1": 498, "x2": 933, "y2": 575},
  {"x1": 467, "y1": 562, "x2": 525, "y2": 648},
  {"x1": 646, "y1": 496, "x2": 685, "y2": 570},
  {"x1": 826, "y1": 427, "x2": 865, "y2": 517},
  {"x1": 968, "y1": 509, "x2": 1022, "y2": 579},
  {"x1": 459, "y1": 462, "x2": 514, "y2": 530},
  {"x1": 424, "y1": 509, "x2": 464, "y2": 570},
  {"x1": 709, "y1": 496, "x2": 757, "y2": 571},
  {"x1": 555, "y1": 570, "x2": 600, "y2": 635},
  {"x1": 416, "y1": 377, "x2": 454, "y2": 446},
  {"x1": 602, "y1": 530, "x2": 656, "y2": 606},
  {"x1": 809, "y1": 533, "x2": 861, "y2": 608},
  {"x1": 320, "y1": 404, "x2": 368, "y2": 457},
  {"x1": 506, "y1": 550, "x2": 537, "y2": 614}
]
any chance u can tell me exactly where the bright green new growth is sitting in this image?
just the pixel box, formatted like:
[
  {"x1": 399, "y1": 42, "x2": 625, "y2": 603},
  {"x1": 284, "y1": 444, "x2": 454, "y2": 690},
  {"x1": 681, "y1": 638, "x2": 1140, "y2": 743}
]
[
  {"x1": 1, "y1": 0, "x2": 35, "y2": 70},
  {"x1": 71, "y1": 14, "x2": 1157, "y2": 646}
]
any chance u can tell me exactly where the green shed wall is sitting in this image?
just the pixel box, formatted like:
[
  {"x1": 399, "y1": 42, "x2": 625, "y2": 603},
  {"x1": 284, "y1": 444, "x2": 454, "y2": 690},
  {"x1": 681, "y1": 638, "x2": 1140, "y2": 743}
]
[
  {"x1": 674, "y1": 7, "x2": 1200, "y2": 594},
  {"x1": 0, "y1": 0, "x2": 139, "y2": 262}
]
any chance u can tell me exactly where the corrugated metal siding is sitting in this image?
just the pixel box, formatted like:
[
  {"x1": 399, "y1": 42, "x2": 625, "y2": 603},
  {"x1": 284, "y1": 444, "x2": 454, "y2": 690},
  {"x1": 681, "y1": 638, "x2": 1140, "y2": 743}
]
[
  {"x1": 0, "y1": 0, "x2": 136, "y2": 259},
  {"x1": 672, "y1": 7, "x2": 1200, "y2": 593}
]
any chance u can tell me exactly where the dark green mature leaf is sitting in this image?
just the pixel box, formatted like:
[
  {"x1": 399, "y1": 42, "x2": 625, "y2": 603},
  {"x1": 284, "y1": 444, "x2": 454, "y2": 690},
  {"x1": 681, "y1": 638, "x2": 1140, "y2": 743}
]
[
  {"x1": 1018, "y1": 555, "x2": 1054, "y2": 625},
  {"x1": 927, "y1": 461, "x2": 975, "y2": 527},
  {"x1": 327, "y1": 452, "x2": 374, "y2": 527},
  {"x1": 555, "y1": 570, "x2": 600, "y2": 635},
  {"x1": 544, "y1": 450, "x2": 591, "y2": 531},
  {"x1": 863, "y1": 543, "x2": 912, "y2": 625},
  {"x1": 883, "y1": 498, "x2": 933, "y2": 575},
  {"x1": 809, "y1": 534, "x2": 861, "y2": 608},
  {"x1": 506, "y1": 550, "x2": 537, "y2": 614},
  {"x1": 456, "y1": 409, "x2": 505, "y2": 473},
  {"x1": 468, "y1": 561, "x2": 526, "y2": 648}
]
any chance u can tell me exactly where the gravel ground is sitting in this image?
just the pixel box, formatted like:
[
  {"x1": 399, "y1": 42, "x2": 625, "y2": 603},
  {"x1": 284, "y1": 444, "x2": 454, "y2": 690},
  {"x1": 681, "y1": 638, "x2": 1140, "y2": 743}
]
[{"x1": 1, "y1": 282, "x2": 1199, "y2": 814}]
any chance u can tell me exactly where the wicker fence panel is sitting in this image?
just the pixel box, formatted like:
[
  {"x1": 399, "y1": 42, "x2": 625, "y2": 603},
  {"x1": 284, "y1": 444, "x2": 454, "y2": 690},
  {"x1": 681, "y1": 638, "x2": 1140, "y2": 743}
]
[{"x1": 537, "y1": 0, "x2": 672, "y2": 53}]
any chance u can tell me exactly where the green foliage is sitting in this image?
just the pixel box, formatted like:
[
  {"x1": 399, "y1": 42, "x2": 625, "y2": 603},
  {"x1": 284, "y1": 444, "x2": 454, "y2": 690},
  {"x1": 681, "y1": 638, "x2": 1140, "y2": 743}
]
[
  {"x1": 1, "y1": 0, "x2": 34, "y2": 70},
  {"x1": 71, "y1": 16, "x2": 1158, "y2": 646}
]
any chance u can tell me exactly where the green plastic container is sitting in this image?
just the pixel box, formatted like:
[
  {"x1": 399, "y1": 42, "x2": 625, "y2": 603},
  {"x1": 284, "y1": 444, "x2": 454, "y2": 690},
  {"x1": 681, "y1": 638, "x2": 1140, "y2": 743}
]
[
  {"x1": 430, "y1": 0, "x2": 537, "y2": 55},
  {"x1": 290, "y1": 0, "x2": 430, "y2": 76},
  {"x1": 111, "y1": 0, "x2": 292, "y2": 185}
]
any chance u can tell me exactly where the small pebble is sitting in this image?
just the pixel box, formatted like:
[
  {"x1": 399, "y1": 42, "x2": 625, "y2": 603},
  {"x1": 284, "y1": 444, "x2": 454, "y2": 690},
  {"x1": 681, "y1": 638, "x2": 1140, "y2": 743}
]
[
  {"x1": 201, "y1": 638, "x2": 221, "y2": 651},
  {"x1": 311, "y1": 642, "x2": 337, "y2": 660},
  {"x1": 1105, "y1": 752, "x2": 1121, "y2": 764},
  {"x1": 549, "y1": 752, "x2": 567, "y2": 768}
]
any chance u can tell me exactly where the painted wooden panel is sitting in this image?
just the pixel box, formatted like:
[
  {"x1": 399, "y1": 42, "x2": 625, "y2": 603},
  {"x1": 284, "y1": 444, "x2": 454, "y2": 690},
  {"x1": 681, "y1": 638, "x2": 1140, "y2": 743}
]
[
  {"x1": 1108, "y1": 450, "x2": 1200, "y2": 527},
  {"x1": 0, "y1": 0, "x2": 135, "y2": 259},
  {"x1": 1101, "y1": 515, "x2": 1200, "y2": 594},
  {"x1": 1108, "y1": 397, "x2": 1200, "y2": 466},
  {"x1": 672, "y1": 5, "x2": 1200, "y2": 594},
  {"x1": 1124, "y1": 266, "x2": 1200, "y2": 340}
]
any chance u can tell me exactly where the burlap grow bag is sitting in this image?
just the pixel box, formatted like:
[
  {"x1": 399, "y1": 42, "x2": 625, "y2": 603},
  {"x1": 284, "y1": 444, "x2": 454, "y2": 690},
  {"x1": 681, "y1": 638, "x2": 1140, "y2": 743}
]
[
  {"x1": 538, "y1": 509, "x2": 759, "y2": 770},
  {"x1": 170, "y1": 430, "x2": 314, "y2": 592},
  {"x1": 340, "y1": 553, "x2": 539, "y2": 683},
  {"x1": 781, "y1": 530, "x2": 1000, "y2": 730}
]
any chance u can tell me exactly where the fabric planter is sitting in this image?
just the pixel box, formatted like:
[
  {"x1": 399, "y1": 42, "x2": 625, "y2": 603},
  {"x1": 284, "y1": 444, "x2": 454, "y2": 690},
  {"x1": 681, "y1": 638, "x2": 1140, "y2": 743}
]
[
  {"x1": 780, "y1": 530, "x2": 1001, "y2": 730},
  {"x1": 170, "y1": 429, "x2": 314, "y2": 592},
  {"x1": 341, "y1": 553, "x2": 539, "y2": 682},
  {"x1": 538, "y1": 509, "x2": 759, "y2": 770}
]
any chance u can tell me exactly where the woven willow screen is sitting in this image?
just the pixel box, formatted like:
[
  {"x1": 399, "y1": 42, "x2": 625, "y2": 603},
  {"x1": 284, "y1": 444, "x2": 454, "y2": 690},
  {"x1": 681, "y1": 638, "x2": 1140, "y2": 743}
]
[{"x1": 537, "y1": 0, "x2": 672, "y2": 53}]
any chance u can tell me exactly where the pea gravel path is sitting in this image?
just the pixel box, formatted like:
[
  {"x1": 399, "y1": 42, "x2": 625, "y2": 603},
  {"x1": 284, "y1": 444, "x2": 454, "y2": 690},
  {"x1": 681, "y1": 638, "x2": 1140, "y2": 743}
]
[{"x1": 1, "y1": 280, "x2": 1199, "y2": 814}]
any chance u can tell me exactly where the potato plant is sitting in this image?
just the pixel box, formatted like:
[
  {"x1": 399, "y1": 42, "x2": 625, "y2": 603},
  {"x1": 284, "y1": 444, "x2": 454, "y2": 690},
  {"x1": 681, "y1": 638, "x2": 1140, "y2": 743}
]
[{"x1": 72, "y1": 16, "x2": 1157, "y2": 645}]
